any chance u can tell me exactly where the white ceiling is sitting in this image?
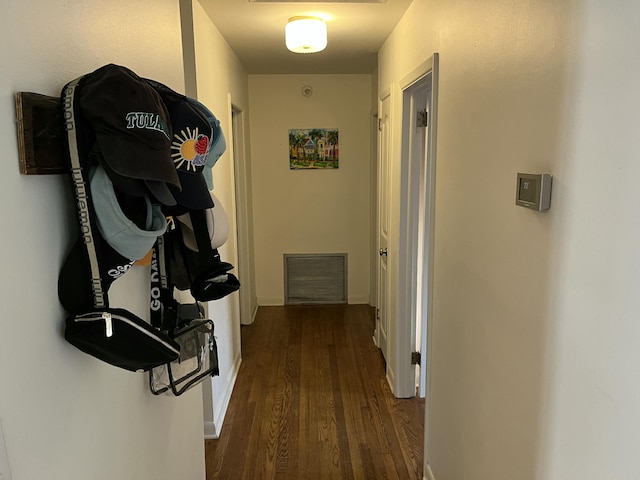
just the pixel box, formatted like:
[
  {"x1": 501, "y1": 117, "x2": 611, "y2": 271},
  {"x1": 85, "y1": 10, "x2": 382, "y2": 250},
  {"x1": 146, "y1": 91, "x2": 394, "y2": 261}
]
[{"x1": 198, "y1": 0, "x2": 413, "y2": 74}]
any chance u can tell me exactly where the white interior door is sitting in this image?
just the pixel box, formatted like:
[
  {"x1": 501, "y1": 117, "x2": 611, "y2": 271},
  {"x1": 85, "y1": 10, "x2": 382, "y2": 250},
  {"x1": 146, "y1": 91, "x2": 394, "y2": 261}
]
[{"x1": 376, "y1": 90, "x2": 392, "y2": 362}]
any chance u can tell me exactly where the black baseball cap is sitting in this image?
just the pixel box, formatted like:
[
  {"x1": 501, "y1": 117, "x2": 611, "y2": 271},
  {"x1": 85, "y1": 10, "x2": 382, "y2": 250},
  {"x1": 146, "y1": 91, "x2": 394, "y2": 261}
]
[
  {"x1": 147, "y1": 80, "x2": 215, "y2": 211},
  {"x1": 77, "y1": 64, "x2": 180, "y2": 189}
]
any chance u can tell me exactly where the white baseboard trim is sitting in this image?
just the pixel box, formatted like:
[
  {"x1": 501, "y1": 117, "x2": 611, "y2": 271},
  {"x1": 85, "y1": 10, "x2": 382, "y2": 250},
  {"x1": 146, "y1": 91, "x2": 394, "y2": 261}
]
[
  {"x1": 386, "y1": 365, "x2": 396, "y2": 395},
  {"x1": 215, "y1": 353, "x2": 241, "y2": 430},
  {"x1": 204, "y1": 353, "x2": 242, "y2": 440},
  {"x1": 373, "y1": 322, "x2": 380, "y2": 348},
  {"x1": 257, "y1": 297, "x2": 283, "y2": 306},
  {"x1": 203, "y1": 420, "x2": 217, "y2": 440},
  {"x1": 240, "y1": 302, "x2": 260, "y2": 325},
  {"x1": 347, "y1": 296, "x2": 370, "y2": 304},
  {"x1": 425, "y1": 463, "x2": 435, "y2": 480}
]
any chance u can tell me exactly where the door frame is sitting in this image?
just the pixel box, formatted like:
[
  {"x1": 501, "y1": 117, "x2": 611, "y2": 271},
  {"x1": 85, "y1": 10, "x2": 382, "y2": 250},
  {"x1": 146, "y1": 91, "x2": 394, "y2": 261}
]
[
  {"x1": 230, "y1": 100, "x2": 257, "y2": 325},
  {"x1": 396, "y1": 53, "x2": 439, "y2": 463},
  {"x1": 402, "y1": 72, "x2": 431, "y2": 398},
  {"x1": 395, "y1": 54, "x2": 439, "y2": 398}
]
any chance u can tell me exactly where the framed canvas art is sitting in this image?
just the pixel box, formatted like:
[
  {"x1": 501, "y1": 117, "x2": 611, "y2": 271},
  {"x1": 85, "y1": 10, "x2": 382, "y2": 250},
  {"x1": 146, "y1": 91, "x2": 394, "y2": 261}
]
[{"x1": 288, "y1": 128, "x2": 339, "y2": 169}]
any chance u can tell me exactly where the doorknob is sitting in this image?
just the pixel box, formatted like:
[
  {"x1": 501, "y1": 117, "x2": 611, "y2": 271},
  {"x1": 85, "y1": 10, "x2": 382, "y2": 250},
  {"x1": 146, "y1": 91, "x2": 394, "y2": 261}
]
[{"x1": 379, "y1": 248, "x2": 388, "y2": 256}]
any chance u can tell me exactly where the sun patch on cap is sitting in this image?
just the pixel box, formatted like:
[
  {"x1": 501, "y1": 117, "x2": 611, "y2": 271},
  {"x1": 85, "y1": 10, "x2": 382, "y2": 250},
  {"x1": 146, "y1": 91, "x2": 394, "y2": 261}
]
[{"x1": 171, "y1": 127, "x2": 211, "y2": 172}]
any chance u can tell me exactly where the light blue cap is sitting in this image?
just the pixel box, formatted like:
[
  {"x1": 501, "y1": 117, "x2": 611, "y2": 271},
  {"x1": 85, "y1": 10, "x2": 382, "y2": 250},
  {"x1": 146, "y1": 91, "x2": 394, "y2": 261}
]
[
  {"x1": 90, "y1": 165, "x2": 167, "y2": 260},
  {"x1": 186, "y1": 98, "x2": 226, "y2": 190}
]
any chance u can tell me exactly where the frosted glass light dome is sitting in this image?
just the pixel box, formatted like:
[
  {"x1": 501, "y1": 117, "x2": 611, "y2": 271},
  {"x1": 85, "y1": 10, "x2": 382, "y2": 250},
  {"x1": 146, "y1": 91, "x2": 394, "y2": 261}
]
[{"x1": 285, "y1": 16, "x2": 327, "y2": 54}]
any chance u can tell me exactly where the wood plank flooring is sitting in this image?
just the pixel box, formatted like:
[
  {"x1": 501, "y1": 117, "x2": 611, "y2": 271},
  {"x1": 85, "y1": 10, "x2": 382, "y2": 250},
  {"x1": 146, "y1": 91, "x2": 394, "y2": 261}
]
[{"x1": 205, "y1": 304, "x2": 424, "y2": 480}]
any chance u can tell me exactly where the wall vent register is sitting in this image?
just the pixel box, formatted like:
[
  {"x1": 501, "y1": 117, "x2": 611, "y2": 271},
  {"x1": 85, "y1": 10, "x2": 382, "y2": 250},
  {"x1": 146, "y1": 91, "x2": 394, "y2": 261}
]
[{"x1": 284, "y1": 253, "x2": 347, "y2": 305}]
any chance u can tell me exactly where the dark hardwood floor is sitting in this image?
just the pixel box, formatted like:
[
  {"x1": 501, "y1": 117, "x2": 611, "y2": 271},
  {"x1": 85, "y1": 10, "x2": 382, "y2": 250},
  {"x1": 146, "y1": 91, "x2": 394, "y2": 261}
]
[{"x1": 205, "y1": 304, "x2": 424, "y2": 479}]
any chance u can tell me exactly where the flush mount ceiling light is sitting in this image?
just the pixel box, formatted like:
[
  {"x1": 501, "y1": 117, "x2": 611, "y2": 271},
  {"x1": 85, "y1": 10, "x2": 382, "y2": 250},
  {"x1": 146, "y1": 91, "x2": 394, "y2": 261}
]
[{"x1": 285, "y1": 16, "x2": 327, "y2": 54}]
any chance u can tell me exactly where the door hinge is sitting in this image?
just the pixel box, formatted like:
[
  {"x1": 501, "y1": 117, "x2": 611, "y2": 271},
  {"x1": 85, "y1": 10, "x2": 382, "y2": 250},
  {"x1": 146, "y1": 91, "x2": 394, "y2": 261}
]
[
  {"x1": 417, "y1": 110, "x2": 428, "y2": 128},
  {"x1": 378, "y1": 118, "x2": 383, "y2": 132},
  {"x1": 411, "y1": 351, "x2": 421, "y2": 365},
  {"x1": 376, "y1": 308, "x2": 380, "y2": 320}
]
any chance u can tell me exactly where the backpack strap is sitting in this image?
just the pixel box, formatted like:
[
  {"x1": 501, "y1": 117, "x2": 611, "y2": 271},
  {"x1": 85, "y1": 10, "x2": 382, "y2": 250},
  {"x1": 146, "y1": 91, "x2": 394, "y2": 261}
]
[
  {"x1": 61, "y1": 77, "x2": 107, "y2": 309},
  {"x1": 189, "y1": 209, "x2": 215, "y2": 256},
  {"x1": 150, "y1": 229, "x2": 204, "y2": 332}
]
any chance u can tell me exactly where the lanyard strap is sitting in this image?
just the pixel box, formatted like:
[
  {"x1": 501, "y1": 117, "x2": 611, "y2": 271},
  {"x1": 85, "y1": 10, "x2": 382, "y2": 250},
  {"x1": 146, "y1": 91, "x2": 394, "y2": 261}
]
[
  {"x1": 150, "y1": 235, "x2": 176, "y2": 330},
  {"x1": 150, "y1": 228, "x2": 205, "y2": 331},
  {"x1": 61, "y1": 78, "x2": 107, "y2": 309}
]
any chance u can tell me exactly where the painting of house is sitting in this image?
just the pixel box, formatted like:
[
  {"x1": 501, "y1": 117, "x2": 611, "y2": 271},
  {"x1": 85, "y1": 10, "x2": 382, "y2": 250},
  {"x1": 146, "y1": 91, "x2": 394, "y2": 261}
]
[
  {"x1": 288, "y1": 128, "x2": 339, "y2": 169},
  {"x1": 303, "y1": 138, "x2": 316, "y2": 157}
]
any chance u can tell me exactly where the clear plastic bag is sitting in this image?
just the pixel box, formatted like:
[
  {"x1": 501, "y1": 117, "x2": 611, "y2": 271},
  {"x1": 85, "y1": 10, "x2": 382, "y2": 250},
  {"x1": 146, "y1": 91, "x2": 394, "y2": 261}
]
[{"x1": 149, "y1": 319, "x2": 218, "y2": 396}]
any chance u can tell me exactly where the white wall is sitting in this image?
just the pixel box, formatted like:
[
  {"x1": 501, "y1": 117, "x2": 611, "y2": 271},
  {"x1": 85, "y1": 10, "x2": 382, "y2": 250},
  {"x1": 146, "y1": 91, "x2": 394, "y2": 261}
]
[
  {"x1": 380, "y1": 0, "x2": 640, "y2": 479},
  {"x1": 0, "y1": 1, "x2": 205, "y2": 480},
  {"x1": 188, "y1": 0, "x2": 252, "y2": 438},
  {"x1": 249, "y1": 74, "x2": 372, "y2": 305},
  {"x1": 538, "y1": 2, "x2": 640, "y2": 478}
]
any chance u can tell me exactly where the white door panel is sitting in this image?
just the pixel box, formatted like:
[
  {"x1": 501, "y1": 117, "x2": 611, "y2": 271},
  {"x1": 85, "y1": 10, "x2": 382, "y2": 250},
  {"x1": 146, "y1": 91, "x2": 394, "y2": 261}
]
[{"x1": 376, "y1": 91, "x2": 391, "y2": 362}]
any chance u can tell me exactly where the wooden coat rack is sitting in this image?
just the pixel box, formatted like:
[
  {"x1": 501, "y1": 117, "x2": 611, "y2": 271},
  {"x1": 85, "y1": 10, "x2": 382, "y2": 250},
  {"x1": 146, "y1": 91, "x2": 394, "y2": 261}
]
[{"x1": 15, "y1": 92, "x2": 67, "y2": 175}]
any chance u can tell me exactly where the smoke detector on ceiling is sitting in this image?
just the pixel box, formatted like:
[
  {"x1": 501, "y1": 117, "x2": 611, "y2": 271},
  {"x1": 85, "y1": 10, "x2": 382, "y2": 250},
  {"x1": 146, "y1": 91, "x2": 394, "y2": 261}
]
[{"x1": 301, "y1": 85, "x2": 313, "y2": 97}]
